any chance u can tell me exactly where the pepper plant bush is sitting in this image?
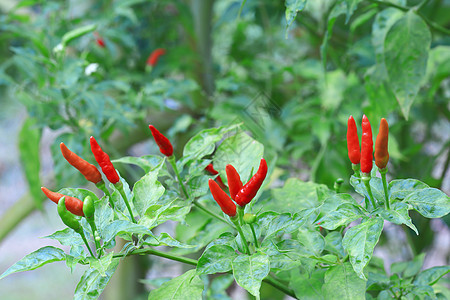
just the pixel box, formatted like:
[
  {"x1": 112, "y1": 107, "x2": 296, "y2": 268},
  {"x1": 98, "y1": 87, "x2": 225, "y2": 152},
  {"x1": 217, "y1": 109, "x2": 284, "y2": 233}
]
[{"x1": 1, "y1": 124, "x2": 449, "y2": 299}]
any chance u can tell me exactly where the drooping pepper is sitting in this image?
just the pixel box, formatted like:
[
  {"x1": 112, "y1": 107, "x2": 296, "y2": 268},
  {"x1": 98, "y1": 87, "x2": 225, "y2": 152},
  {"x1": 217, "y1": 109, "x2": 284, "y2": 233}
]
[
  {"x1": 360, "y1": 115, "x2": 373, "y2": 174},
  {"x1": 205, "y1": 163, "x2": 226, "y2": 190},
  {"x1": 146, "y1": 48, "x2": 166, "y2": 67},
  {"x1": 208, "y1": 179, "x2": 236, "y2": 217},
  {"x1": 90, "y1": 136, "x2": 120, "y2": 184},
  {"x1": 234, "y1": 158, "x2": 268, "y2": 206},
  {"x1": 57, "y1": 197, "x2": 82, "y2": 232},
  {"x1": 226, "y1": 164, "x2": 243, "y2": 201},
  {"x1": 148, "y1": 125, "x2": 173, "y2": 157},
  {"x1": 41, "y1": 187, "x2": 84, "y2": 217},
  {"x1": 346, "y1": 115, "x2": 361, "y2": 165},
  {"x1": 60, "y1": 142, "x2": 102, "y2": 184},
  {"x1": 375, "y1": 118, "x2": 389, "y2": 170}
]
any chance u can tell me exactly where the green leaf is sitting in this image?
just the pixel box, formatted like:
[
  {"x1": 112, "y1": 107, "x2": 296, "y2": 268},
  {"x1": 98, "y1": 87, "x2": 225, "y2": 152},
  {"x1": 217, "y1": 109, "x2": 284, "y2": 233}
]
[
  {"x1": 214, "y1": 131, "x2": 264, "y2": 186},
  {"x1": 318, "y1": 203, "x2": 365, "y2": 230},
  {"x1": 197, "y1": 245, "x2": 237, "y2": 275},
  {"x1": 113, "y1": 155, "x2": 164, "y2": 173},
  {"x1": 74, "y1": 258, "x2": 119, "y2": 300},
  {"x1": 391, "y1": 253, "x2": 425, "y2": 278},
  {"x1": 297, "y1": 229, "x2": 325, "y2": 256},
  {"x1": 290, "y1": 270, "x2": 325, "y2": 300},
  {"x1": 384, "y1": 11, "x2": 431, "y2": 120},
  {"x1": 61, "y1": 24, "x2": 97, "y2": 47},
  {"x1": 372, "y1": 8, "x2": 404, "y2": 64},
  {"x1": 344, "y1": 0, "x2": 364, "y2": 23},
  {"x1": 350, "y1": 176, "x2": 385, "y2": 206},
  {"x1": 320, "y1": 2, "x2": 346, "y2": 70},
  {"x1": 414, "y1": 266, "x2": 450, "y2": 286},
  {"x1": 0, "y1": 246, "x2": 66, "y2": 280},
  {"x1": 285, "y1": 0, "x2": 307, "y2": 31},
  {"x1": 404, "y1": 188, "x2": 450, "y2": 218},
  {"x1": 322, "y1": 262, "x2": 366, "y2": 300},
  {"x1": 324, "y1": 232, "x2": 345, "y2": 258},
  {"x1": 232, "y1": 252, "x2": 270, "y2": 299},
  {"x1": 44, "y1": 228, "x2": 86, "y2": 258},
  {"x1": 388, "y1": 179, "x2": 429, "y2": 200},
  {"x1": 133, "y1": 164, "x2": 165, "y2": 217},
  {"x1": 374, "y1": 201, "x2": 418, "y2": 234},
  {"x1": 258, "y1": 212, "x2": 311, "y2": 242},
  {"x1": 342, "y1": 217, "x2": 384, "y2": 279},
  {"x1": 183, "y1": 124, "x2": 239, "y2": 159},
  {"x1": 148, "y1": 269, "x2": 204, "y2": 300},
  {"x1": 18, "y1": 117, "x2": 42, "y2": 208},
  {"x1": 102, "y1": 220, "x2": 154, "y2": 247},
  {"x1": 268, "y1": 179, "x2": 332, "y2": 213}
]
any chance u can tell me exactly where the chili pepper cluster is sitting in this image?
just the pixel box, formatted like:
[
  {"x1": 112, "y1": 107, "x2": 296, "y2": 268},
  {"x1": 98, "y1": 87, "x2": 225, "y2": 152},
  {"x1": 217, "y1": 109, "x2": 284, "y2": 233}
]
[{"x1": 208, "y1": 158, "x2": 268, "y2": 217}]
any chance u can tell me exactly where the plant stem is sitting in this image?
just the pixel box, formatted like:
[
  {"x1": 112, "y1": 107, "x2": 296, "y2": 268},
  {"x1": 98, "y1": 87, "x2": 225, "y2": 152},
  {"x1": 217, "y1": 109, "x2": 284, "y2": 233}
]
[
  {"x1": 362, "y1": 175, "x2": 377, "y2": 209},
  {"x1": 264, "y1": 275, "x2": 297, "y2": 299},
  {"x1": 232, "y1": 218, "x2": 251, "y2": 255},
  {"x1": 116, "y1": 183, "x2": 136, "y2": 223},
  {"x1": 168, "y1": 156, "x2": 189, "y2": 199},
  {"x1": 238, "y1": 0, "x2": 248, "y2": 18},
  {"x1": 379, "y1": 168, "x2": 390, "y2": 210},
  {"x1": 238, "y1": 206, "x2": 245, "y2": 225},
  {"x1": 114, "y1": 248, "x2": 198, "y2": 266},
  {"x1": 352, "y1": 163, "x2": 361, "y2": 178},
  {"x1": 79, "y1": 231, "x2": 95, "y2": 258},
  {"x1": 96, "y1": 181, "x2": 115, "y2": 209},
  {"x1": 87, "y1": 220, "x2": 101, "y2": 258},
  {"x1": 250, "y1": 223, "x2": 259, "y2": 248},
  {"x1": 192, "y1": 200, "x2": 231, "y2": 226}
]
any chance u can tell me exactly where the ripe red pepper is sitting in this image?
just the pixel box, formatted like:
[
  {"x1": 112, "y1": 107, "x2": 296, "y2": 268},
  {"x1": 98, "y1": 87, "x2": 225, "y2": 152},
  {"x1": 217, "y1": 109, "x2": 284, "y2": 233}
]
[
  {"x1": 41, "y1": 187, "x2": 84, "y2": 217},
  {"x1": 60, "y1": 143, "x2": 102, "y2": 184},
  {"x1": 347, "y1": 115, "x2": 361, "y2": 165},
  {"x1": 205, "y1": 163, "x2": 226, "y2": 190},
  {"x1": 94, "y1": 32, "x2": 105, "y2": 48},
  {"x1": 146, "y1": 48, "x2": 166, "y2": 67},
  {"x1": 226, "y1": 164, "x2": 243, "y2": 201},
  {"x1": 90, "y1": 136, "x2": 120, "y2": 184},
  {"x1": 208, "y1": 179, "x2": 236, "y2": 217},
  {"x1": 360, "y1": 115, "x2": 373, "y2": 174},
  {"x1": 375, "y1": 118, "x2": 389, "y2": 170},
  {"x1": 148, "y1": 125, "x2": 173, "y2": 157},
  {"x1": 235, "y1": 158, "x2": 268, "y2": 206}
]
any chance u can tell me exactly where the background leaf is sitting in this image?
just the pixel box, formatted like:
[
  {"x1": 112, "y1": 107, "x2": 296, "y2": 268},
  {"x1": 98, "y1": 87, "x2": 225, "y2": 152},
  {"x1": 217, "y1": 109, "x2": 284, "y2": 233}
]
[{"x1": 147, "y1": 269, "x2": 204, "y2": 300}]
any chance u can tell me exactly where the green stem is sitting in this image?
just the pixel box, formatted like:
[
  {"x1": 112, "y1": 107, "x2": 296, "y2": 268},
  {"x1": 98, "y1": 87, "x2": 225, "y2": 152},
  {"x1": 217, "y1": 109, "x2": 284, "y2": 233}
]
[
  {"x1": 362, "y1": 175, "x2": 377, "y2": 209},
  {"x1": 238, "y1": 206, "x2": 245, "y2": 226},
  {"x1": 96, "y1": 181, "x2": 115, "y2": 209},
  {"x1": 79, "y1": 230, "x2": 95, "y2": 258},
  {"x1": 250, "y1": 223, "x2": 259, "y2": 248},
  {"x1": 87, "y1": 220, "x2": 101, "y2": 258},
  {"x1": 114, "y1": 248, "x2": 198, "y2": 266},
  {"x1": 380, "y1": 168, "x2": 390, "y2": 210},
  {"x1": 263, "y1": 276, "x2": 297, "y2": 299},
  {"x1": 193, "y1": 200, "x2": 232, "y2": 227},
  {"x1": 116, "y1": 183, "x2": 137, "y2": 223},
  {"x1": 352, "y1": 163, "x2": 361, "y2": 178},
  {"x1": 238, "y1": 0, "x2": 248, "y2": 18},
  {"x1": 232, "y1": 218, "x2": 251, "y2": 255},
  {"x1": 168, "y1": 156, "x2": 189, "y2": 199}
]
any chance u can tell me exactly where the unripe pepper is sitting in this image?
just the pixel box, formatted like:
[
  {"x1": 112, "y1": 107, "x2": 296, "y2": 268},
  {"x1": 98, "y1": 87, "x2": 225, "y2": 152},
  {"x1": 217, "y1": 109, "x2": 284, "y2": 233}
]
[
  {"x1": 90, "y1": 136, "x2": 120, "y2": 184},
  {"x1": 226, "y1": 164, "x2": 243, "y2": 201},
  {"x1": 148, "y1": 125, "x2": 173, "y2": 157},
  {"x1": 83, "y1": 196, "x2": 95, "y2": 220},
  {"x1": 60, "y1": 143, "x2": 102, "y2": 184},
  {"x1": 346, "y1": 116, "x2": 361, "y2": 164},
  {"x1": 208, "y1": 179, "x2": 236, "y2": 217},
  {"x1": 146, "y1": 48, "x2": 166, "y2": 67},
  {"x1": 375, "y1": 118, "x2": 389, "y2": 169},
  {"x1": 360, "y1": 115, "x2": 373, "y2": 174},
  {"x1": 41, "y1": 187, "x2": 84, "y2": 217},
  {"x1": 205, "y1": 163, "x2": 226, "y2": 190},
  {"x1": 57, "y1": 197, "x2": 82, "y2": 232},
  {"x1": 243, "y1": 213, "x2": 256, "y2": 224},
  {"x1": 235, "y1": 158, "x2": 268, "y2": 206}
]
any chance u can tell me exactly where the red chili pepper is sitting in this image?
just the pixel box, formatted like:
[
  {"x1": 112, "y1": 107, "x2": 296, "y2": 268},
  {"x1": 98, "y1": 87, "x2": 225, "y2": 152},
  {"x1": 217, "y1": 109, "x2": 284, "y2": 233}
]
[
  {"x1": 60, "y1": 143, "x2": 102, "y2": 184},
  {"x1": 89, "y1": 136, "x2": 120, "y2": 184},
  {"x1": 347, "y1": 115, "x2": 361, "y2": 165},
  {"x1": 94, "y1": 32, "x2": 105, "y2": 48},
  {"x1": 205, "y1": 163, "x2": 226, "y2": 190},
  {"x1": 148, "y1": 125, "x2": 173, "y2": 157},
  {"x1": 208, "y1": 179, "x2": 236, "y2": 217},
  {"x1": 41, "y1": 187, "x2": 84, "y2": 217},
  {"x1": 360, "y1": 115, "x2": 373, "y2": 174},
  {"x1": 226, "y1": 164, "x2": 243, "y2": 201},
  {"x1": 146, "y1": 48, "x2": 166, "y2": 67},
  {"x1": 375, "y1": 118, "x2": 389, "y2": 169},
  {"x1": 235, "y1": 158, "x2": 268, "y2": 206}
]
